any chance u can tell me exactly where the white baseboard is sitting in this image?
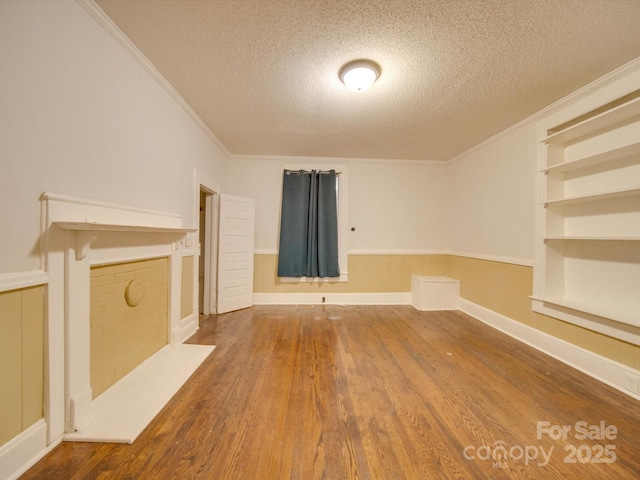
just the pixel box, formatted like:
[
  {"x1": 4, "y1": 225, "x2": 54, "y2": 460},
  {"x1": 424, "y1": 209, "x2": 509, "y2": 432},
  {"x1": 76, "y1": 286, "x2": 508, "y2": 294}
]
[
  {"x1": 70, "y1": 386, "x2": 93, "y2": 432},
  {"x1": 253, "y1": 292, "x2": 411, "y2": 306},
  {"x1": 0, "y1": 419, "x2": 56, "y2": 480},
  {"x1": 459, "y1": 298, "x2": 640, "y2": 401},
  {"x1": 174, "y1": 312, "x2": 199, "y2": 344}
]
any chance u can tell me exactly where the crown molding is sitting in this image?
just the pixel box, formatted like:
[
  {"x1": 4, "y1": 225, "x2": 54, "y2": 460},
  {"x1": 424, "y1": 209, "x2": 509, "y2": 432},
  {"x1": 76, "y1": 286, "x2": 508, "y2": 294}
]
[
  {"x1": 448, "y1": 56, "x2": 640, "y2": 165},
  {"x1": 230, "y1": 153, "x2": 445, "y2": 166}
]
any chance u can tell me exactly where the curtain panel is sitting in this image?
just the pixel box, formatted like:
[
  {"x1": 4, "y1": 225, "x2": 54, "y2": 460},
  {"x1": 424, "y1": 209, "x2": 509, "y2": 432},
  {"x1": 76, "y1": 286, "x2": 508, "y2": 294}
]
[{"x1": 277, "y1": 169, "x2": 340, "y2": 278}]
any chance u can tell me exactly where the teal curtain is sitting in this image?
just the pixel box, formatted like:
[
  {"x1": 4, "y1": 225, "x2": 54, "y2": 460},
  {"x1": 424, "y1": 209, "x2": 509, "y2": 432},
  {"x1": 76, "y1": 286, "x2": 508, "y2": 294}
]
[{"x1": 277, "y1": 169, "x2": 340, "y2": 278}]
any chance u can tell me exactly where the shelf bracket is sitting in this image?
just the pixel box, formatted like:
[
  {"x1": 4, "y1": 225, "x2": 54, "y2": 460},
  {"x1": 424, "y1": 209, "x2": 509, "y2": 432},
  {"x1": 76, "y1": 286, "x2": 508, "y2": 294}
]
[{"x1": 75, "y1": 230, "x2": 98, "y2": 261}]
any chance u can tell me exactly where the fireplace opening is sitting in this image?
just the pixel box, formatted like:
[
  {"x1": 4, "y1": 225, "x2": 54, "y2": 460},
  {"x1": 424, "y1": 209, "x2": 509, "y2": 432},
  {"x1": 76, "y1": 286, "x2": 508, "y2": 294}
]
[{"x1": 90, "y1": 257, "x2": 169, "y2": 398}]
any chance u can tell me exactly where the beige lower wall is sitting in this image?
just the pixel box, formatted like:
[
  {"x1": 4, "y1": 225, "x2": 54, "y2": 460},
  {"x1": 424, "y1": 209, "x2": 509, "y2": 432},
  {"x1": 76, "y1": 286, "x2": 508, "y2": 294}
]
[
  {"x1": 0, "y1": 286, "x2": 44, "y2": 447},
  {"x1": 446, "y1": 255, "x2": 640, "y2": 371},
  {"x1": 446, "y1": 256, "x2": 537, "y2": 326},
  {"x1": 254, "y1": 254, "x2": 448, "y2": 293},
  {"x1": 181, "y1": 255, "x2": 194, "y2": 319},
  {"x1": 90, "y1": 258, "x2": 169, "y2": 398},
  {"x1": 254, "y1": 252, "x2": 640, "y2": 371}
]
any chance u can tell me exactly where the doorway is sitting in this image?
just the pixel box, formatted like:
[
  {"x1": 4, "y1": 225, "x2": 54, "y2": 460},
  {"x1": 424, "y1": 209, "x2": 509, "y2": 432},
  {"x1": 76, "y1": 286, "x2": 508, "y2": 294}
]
[{"x1": 198, "y1": 186, "x2": 218, "y2": 315}]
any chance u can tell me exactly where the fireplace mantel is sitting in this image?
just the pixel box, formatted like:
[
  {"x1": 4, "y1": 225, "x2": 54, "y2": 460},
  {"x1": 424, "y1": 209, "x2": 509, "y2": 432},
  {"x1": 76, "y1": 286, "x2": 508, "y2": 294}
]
[
  {"x1": 54, "y1": 221, "x2": 197, "y2": 233},
  {"x1": 41, "y1": 193, "x2": 201, "y2": 444},
  {"x1": 54, "y1": 221, "x2": 198, "y2": 260}
]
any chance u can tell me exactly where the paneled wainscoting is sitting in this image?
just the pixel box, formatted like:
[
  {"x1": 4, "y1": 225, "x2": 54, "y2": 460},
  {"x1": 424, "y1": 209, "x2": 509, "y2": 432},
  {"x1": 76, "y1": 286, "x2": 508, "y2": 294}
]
[{"x1": 21, "y1": 306, "x2": 640, "y2": 479}]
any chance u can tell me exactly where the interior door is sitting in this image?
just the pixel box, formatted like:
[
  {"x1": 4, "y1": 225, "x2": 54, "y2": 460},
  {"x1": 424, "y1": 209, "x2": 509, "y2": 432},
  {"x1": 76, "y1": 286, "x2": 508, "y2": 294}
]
[{"x1": 217, "y1": 194, "x2": 255, "y2": 314}]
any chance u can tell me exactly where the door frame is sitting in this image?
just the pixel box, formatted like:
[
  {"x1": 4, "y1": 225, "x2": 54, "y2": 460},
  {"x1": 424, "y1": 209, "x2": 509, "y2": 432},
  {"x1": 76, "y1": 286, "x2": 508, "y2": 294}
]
[{"x1": 195, "y1": 170, "x2": 220, "y2": 315}]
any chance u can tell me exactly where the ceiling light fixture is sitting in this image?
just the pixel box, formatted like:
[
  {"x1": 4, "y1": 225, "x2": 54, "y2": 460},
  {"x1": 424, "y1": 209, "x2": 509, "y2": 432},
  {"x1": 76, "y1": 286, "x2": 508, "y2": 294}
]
[{"x1": 339, "y1": 59, "x2": 381, "y2": 92}]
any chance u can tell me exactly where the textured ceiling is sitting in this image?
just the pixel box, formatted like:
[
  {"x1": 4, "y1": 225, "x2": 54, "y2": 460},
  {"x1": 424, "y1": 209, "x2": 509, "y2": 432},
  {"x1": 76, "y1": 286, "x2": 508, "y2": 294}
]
[{"x1": 94, "y1": 0, "x2": 640, "y2": 161}]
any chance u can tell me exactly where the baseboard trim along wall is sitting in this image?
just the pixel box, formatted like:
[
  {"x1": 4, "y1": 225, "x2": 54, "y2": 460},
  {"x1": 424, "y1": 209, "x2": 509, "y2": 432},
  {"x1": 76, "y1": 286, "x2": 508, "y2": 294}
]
[
  {"x1": 175, "y1": 312, "x2": 200, "y2": 344},
  {"x1": 459, "y1": 298, "x2": 640, "y2": 402},
  {"x1": 252, "y1": 292, "x2": 412, "y2": 306},
  {"x1": 0, "y1": 420, "x2": 54, "y2": 480}
]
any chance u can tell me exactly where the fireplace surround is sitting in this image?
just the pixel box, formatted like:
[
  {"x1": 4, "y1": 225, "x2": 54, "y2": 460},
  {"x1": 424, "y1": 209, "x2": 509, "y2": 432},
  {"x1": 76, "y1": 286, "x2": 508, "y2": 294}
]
[{"x1": 40, "y1": 193, "x2": 207, "y2": 443}]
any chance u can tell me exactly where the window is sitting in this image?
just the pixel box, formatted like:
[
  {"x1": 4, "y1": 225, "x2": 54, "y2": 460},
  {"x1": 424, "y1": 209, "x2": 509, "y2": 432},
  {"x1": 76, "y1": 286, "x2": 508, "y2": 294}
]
[{"x1": 278, "y1": 164, "x2": 348, "y2": 282}]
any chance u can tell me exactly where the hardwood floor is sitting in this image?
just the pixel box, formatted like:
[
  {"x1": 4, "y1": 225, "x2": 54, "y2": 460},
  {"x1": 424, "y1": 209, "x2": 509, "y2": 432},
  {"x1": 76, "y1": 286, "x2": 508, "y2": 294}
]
[{"x1": 21, "y1": 306, "x2": 640, "y2": 479}]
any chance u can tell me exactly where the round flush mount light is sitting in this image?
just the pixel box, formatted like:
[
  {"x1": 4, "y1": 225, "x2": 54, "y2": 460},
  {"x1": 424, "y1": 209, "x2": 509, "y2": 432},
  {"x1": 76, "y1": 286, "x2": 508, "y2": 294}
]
[{"x1": 339, "y1": 59, "x2": 381, "y2": 92}]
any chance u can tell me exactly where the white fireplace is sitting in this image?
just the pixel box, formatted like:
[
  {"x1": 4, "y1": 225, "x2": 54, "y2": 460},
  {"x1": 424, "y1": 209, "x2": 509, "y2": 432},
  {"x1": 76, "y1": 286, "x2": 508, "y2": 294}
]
[{"x1": 40, "y1": 193, "x2": 211, "y2": 444}]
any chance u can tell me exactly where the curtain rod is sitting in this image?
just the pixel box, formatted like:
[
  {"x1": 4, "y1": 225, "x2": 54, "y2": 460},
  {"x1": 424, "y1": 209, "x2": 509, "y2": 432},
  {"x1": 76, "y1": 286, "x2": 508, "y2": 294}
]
[{"x1": 284, "y1": 169, "x2": 342, "y2": 175}]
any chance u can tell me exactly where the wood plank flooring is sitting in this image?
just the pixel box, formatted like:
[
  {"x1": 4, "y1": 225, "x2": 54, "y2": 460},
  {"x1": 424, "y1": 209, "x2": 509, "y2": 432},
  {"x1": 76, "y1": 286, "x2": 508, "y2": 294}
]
[{"x1": 21, "y1": 306, "x2": 640, "y2": 479}]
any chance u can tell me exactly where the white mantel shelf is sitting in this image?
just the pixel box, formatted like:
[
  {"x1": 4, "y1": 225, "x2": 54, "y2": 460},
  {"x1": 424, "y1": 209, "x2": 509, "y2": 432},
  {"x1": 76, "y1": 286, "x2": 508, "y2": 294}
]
[
  {"x1": 53, "y1": 222, "x2": 197, "y2": 261},
  {"x1": 54, "y1": 221, "x2": 197, "y2": 234}
]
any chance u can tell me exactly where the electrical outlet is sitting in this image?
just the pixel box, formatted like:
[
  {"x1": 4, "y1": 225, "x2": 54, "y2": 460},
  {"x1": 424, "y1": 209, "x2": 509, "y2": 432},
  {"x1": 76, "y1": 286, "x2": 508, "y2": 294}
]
[{"x1": 624, "y1": 373, "x2": 640, "y2": 394}]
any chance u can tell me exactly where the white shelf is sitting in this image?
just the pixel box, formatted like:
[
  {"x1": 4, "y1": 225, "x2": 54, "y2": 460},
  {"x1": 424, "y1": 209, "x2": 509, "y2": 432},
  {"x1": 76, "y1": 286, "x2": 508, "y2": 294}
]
[
  {"x1": 543, "y1": 141, "x2": 640, "y2": 175},
  {"x1": 544, "y1": 236, "x2": 640, "y2": 242},
  {"x1": 54, "y1": 222, "x2": 197, "y2": 260},
  {"x1": 545, "y1": 186, "x2": 640, "y2": 206},
  {"x1": 535, "y1": 89, "x2": 640, "y2": 344},
  {"x1": 54, "y1": 222, "x2": 197, "y2": 234},
  {"x1": 532, "y1": 296, "x2": 639, "y2": 328},
  {"x1": 544, "y1": 96, "x2": 640, "y2": 145}
]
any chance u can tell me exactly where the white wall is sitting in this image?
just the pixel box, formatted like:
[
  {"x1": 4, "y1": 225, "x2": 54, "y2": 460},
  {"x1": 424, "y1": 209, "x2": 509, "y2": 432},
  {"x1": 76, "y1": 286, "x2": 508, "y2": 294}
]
[
  {"x1": 348, "y1": 160, "x2": 449, "y2": 252},
  {"x1": 447, "y1": 123, "x2": 538, "y2": 264},
  {"x1": 227, "y1": 132, "x2": 533, "y2": 264},
  {"x1": 0, "y1": 0, "x2": 227, "y2": 274},
  {"x1": 225, "y1": 157, "x2": 283, "y2": 252},
  {"x1": 446, "y1": 58, "x2": 640, "y2": 267},
  {"x1": 226, "y1": 156, "x2": 449, "y2": 253}
]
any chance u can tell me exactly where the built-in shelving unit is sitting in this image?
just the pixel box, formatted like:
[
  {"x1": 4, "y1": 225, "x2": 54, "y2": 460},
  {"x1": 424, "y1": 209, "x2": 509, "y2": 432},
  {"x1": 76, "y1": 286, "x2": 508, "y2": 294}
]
[{"x1": 533, "y1": 89, "x2": 640, "y2": 338}]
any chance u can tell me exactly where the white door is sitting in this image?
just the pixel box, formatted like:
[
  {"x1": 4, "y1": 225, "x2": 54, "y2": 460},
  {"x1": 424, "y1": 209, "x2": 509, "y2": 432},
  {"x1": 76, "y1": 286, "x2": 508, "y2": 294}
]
[{"x1": 217, "y1": 194, "x2": 255, "y2": 314}]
